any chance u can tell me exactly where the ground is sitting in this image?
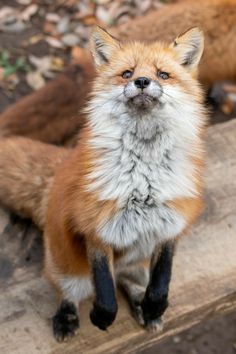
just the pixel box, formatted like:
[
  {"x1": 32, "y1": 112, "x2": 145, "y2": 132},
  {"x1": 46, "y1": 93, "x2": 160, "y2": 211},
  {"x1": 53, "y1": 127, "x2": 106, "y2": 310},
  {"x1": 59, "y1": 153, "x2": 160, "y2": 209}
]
[
  {"x1": 144, "y1": 313, "x2": 236, "y2": 354},
  {"x1": 0, "y1": 1, "x2": 236, "y2": 353}
]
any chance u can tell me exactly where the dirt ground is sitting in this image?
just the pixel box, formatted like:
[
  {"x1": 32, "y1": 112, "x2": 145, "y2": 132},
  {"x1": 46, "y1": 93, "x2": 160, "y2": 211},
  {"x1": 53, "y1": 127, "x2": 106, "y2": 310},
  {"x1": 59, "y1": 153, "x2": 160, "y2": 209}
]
[
  {"x1": 143, "y1": 313, "x2": 236, "y2": 354},
  {"x1": 0, "y1": 1, "x2": 236, "y2": 353}
]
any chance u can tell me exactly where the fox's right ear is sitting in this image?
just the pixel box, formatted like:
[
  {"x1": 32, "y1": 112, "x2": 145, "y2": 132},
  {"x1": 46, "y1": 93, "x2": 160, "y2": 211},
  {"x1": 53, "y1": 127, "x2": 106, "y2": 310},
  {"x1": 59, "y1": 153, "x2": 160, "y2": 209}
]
[
  {"x1": 90, "y1": 26, "x2": 120, "y2": 67},
  {"x1": 170, "y1": 27, "x2": 204, "y2": 70}
]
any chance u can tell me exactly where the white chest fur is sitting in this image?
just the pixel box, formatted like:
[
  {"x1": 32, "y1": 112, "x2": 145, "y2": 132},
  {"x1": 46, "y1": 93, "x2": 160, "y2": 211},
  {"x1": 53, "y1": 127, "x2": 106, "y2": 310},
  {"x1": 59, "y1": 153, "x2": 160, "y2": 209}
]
[{"x1": 87, "y1": 90, "x2": 202, "y2": 254}]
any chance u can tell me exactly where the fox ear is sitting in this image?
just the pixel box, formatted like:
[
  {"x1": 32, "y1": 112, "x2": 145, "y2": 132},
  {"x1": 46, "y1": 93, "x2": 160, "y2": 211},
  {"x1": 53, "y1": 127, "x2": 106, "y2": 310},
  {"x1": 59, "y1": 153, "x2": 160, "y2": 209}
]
[
  {"x1": 90, "y1": 26, "x2": 120, "y2": 67},
  {"x1": 170, "y1": 27, "x2": 204, "y2": 70}
]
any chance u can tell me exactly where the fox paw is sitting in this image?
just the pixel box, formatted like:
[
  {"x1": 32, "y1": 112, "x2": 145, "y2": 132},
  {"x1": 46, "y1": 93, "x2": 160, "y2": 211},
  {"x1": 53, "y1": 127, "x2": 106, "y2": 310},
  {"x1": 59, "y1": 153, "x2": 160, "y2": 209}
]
[
  {"x1": 53, "y1": 300, "x2": 79, "y2": 342},
  {"x1": 90, "y1": 303, "x2": 117, "y2": 331},
  {"x1": 132, "y1": 303, "x2": 163, "y2": 333},
  {"x1": 145, "y1": 317, "x2": 163, "y2": 333},
  {"x1": 131, "y1": 303, "x2": 145, "y2": 326}
]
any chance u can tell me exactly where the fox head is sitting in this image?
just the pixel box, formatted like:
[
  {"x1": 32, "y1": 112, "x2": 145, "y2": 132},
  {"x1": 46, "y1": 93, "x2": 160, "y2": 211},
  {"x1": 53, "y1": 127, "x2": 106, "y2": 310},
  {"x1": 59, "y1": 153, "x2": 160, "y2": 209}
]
[
  {"x1": 89, "y1": 26, "x2": 204, "y2": 117},
  {"x1": 89, "y1": 27, "x2": 204, "y2": 139}
]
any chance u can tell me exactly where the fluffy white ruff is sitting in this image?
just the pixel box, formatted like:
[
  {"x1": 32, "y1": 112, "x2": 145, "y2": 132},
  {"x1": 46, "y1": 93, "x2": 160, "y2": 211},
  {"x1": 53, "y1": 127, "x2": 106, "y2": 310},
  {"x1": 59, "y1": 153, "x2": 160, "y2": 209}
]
[{"x1": 86, "y1": 84, "x2": 204, "y2": 252}]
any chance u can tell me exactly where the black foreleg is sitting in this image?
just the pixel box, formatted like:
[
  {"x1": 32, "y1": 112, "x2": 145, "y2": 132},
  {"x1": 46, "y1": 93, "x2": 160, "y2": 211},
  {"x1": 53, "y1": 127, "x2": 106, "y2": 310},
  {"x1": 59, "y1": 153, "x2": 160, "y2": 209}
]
[{"x1": 141, "y1": 241, "x2": 175, "y2": 329}]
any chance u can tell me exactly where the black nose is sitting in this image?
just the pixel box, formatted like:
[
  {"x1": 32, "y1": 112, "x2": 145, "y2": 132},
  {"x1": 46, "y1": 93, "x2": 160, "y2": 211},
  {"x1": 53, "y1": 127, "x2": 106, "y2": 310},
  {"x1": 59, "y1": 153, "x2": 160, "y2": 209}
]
[{"x1": 134, "y1": 77, "x2": 150, "y2": 89}]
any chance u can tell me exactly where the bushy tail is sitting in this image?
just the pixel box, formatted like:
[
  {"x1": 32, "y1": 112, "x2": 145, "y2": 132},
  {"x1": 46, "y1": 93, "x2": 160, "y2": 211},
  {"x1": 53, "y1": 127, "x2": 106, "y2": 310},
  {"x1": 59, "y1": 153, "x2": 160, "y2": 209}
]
[{"x1": 0, "y1": 137, "x2": 69, "y2": 229}]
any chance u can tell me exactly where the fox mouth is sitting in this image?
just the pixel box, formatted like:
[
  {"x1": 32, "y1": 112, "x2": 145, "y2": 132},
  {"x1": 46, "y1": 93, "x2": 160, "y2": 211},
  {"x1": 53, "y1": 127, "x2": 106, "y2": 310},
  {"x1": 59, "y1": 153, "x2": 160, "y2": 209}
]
[{"x1": 128, "y1": 93, "x2": 158, "y2": 109}]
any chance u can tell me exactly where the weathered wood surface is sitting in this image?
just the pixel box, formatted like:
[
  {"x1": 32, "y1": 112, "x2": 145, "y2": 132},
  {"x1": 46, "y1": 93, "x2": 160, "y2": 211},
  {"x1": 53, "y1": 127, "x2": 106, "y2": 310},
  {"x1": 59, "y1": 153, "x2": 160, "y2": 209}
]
[{"x1": 0, "y1": 120, "x2": 236, "y2": 354}]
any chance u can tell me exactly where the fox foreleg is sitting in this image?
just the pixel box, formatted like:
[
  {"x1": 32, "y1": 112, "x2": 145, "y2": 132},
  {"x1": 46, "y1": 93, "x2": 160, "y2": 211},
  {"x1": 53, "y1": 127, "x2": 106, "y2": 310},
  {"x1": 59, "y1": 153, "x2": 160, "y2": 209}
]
[
  {"x1": 141, "y1": 241, "x2": 176, "y2": 332},
  {"x1": 87, "y1": 240, "x2": 118, "y2": 331}
]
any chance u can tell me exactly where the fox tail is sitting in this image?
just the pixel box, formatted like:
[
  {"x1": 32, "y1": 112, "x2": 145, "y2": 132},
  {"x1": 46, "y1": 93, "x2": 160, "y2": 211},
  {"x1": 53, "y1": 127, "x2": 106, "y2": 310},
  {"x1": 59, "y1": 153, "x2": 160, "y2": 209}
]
[{"x1": 0, "y1": 137, "x2": 68, "y2": 229}]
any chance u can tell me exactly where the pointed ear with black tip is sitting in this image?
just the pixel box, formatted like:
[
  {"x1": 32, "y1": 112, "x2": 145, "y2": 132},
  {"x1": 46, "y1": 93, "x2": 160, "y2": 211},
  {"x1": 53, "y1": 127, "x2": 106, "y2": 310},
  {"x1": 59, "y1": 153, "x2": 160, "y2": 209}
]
[
  {"x1": 90, "y1": 26, "x2": 121, "y2": 67},
  {"x1": 170, "y1": 27, "x2": 204, "y2": 70}
]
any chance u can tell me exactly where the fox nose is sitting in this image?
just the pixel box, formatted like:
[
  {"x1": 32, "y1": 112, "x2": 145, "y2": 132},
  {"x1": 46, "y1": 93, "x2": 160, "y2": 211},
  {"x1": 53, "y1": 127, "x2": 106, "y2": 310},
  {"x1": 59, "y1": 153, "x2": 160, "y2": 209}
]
[{"x1": 134, "y1": 77, "x2": 150, "y2": 89}]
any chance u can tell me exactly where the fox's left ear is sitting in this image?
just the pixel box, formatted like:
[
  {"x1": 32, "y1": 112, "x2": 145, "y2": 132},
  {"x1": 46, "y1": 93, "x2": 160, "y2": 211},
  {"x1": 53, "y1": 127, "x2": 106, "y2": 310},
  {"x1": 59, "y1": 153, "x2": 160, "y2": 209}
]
[
  {"x1": 90, "y1": 26, "x2": 120, "y2": 67},
  {"x1": 170, "y1": 27, "x2": 204, "y2": 70}
]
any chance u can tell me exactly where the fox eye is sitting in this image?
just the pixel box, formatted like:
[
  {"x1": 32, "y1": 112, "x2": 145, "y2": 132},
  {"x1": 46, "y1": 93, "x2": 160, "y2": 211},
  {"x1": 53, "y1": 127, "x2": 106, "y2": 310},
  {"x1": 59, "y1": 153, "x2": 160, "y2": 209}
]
[
  {"x1": 157, "y1": 71, "x2": 170, "y2": 80},
  {"x1": 122, "y1": 70, "x2": 133, "y2": 79}
]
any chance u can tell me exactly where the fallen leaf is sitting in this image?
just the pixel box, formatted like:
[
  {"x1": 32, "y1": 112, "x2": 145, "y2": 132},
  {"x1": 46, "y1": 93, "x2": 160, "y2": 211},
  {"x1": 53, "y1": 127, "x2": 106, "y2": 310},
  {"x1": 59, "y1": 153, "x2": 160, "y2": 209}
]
[
  {"x1": 16, "y1": 0, "x2": 32, "y2": 4},
  {"x1": 75, "y1": 1, "x2": 95, "y2": 19},
  {"x1": 56, "y1": 0, "x2": 78, "y2": 7},
  {"x1": 74, "y1": 24, "x2": 89, "y2": 42},
  {"x1": 51, "y1": 57, "x2": 64, "y2": 71},
  {"x1": 96, "y1": 6, "x2": 111, "y2": 25},
  {"x1": 29, "y1": 55, "x2": 52, "y2": 74},
  {"x1": 94, "y1": 0, "x2": 112, "y2": 4},
  {"x1": 28, "y1": 55, "x2": 64, "y2": 81},
  {"x1": 0, "y1": 71, "x2": 20, "y2": 90},
  {"x1": 62, "y1": 33, "x2": 79, "y2": 47},
  {"x1": 43, "y1": 21, "x2": 57, "y2": 35},
  {"x1": 26, "y1": 71, "x2": 45, "y2": 90},
  {"x1": 5, "y1": 73, "x2": 20, "y2": 90},
  {"x1": 26, "y1": 34, "x2": 45, "y2": 45},
  {"x1": 43, "y1": 71, "x2": 56, "y2": 79},
  {"x1": 0, "y1": 7, "x2": 26, "y2": 33},
  {"x1": 56, "y1": 15, "x2": 70, "y2": 34},
  {"x1": 0, "y1": 19, "x2": 26, "y2": 33},
  {"x1": 45, "y1": 13, "x2": 61, "y2": 23},
  {"x1": 45, "y1": 36, "x2": 64, "y2": 49},
  {"x1": 0, "y1": 7, "x2": 16, "y2": 20},
  {"x1": 20, "y1": 4, "x2": 38, "y2": 22}
]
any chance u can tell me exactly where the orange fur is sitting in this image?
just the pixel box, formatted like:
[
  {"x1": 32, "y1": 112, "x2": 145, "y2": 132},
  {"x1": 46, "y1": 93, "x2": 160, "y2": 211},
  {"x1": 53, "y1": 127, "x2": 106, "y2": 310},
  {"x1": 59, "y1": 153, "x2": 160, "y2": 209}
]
[
  {"x1": 168, "y1": 197, "x2": 204, "y2": 232},
  {"x1": 0, "y1": 137, "x2": 69, "y2": 228},
  {"x1": 44, "y1": 126, "x2": 119, "y2": 279},
  {"x1": 167, "y1": 149, "x2": 205, "y2": 235}
]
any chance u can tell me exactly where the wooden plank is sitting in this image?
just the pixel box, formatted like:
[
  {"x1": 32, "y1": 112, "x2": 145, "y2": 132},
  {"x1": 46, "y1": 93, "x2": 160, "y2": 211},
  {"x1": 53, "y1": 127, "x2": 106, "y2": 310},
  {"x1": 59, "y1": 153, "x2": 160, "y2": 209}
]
[{"x1": 0, "y1": 119, "x2": 236, "y2": 354}]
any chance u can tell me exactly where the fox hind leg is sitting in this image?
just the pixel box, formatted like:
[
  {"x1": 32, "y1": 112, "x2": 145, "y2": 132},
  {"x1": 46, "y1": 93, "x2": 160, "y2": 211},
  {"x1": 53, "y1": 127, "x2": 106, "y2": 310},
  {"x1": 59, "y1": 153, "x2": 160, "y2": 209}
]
[{"x1": 117, "y1": 262, "x2": 149, "y2": 326}]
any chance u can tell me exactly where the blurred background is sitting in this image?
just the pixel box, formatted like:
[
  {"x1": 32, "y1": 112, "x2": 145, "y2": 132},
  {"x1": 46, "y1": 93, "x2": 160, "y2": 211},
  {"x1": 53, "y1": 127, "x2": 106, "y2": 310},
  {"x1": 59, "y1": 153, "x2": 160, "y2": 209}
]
[{"x1": 0, "y1": 1, "x2": 236, "y2": 353}]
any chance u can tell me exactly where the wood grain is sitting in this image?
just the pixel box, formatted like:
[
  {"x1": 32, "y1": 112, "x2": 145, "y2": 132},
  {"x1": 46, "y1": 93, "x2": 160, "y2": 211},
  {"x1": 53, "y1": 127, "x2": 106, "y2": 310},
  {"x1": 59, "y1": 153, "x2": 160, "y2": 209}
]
[{"x1": 0, "y1": 120, "x2": 236, "y2": 354}]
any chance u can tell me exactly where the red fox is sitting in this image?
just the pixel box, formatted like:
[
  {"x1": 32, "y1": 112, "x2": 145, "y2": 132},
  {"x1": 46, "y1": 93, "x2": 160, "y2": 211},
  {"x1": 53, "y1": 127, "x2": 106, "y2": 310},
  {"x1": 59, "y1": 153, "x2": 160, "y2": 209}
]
[
  {"x1": 0, "y1": 0, "x2": 235, "y2": 145},
  {"x1": 0, "y1": 26, "x2": 206, "y2": 341}
]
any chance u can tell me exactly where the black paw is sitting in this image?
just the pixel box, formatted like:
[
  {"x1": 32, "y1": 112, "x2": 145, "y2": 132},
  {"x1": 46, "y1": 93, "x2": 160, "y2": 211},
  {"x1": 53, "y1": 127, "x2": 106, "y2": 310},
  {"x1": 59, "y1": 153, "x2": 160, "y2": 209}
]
[
  {"x1": 141, "y1": 293, "x2": 168, "y2": 324},
  {"x1": 130, "y1": 301, "x2": 164, "y2": 333},
  {"x1": 90, "y1": 302, "x2": 118, "y2": 330},
  {"x1": 53, "y1": 300, "x2": 79, "y2": 342}
]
